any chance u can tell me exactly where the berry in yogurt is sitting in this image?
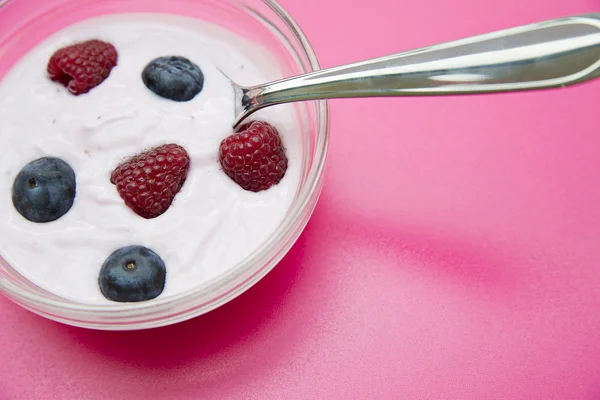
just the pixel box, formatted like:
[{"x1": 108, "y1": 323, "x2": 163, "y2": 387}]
[
  {"x1": 219, "y1": 121, "x2": 288, "y2": 192},
  {"x1": 11, "y1": 157, "x2": 76, "y2": 223},
  {"x1": 47, "y1": 39, "x2": 118, "y2": 95},
  {"x1": 0, "y1": 14, "x2": 302, "y2": 304},
  {"x1": 110, "y1": 143, "x2": 191, "y2": 219},
  {"x1": 142, "y1": 56, "x2": 205, "y2": 102},
  {"x1": 98, "y1": 245, "x2": 166, "y2": 302}
]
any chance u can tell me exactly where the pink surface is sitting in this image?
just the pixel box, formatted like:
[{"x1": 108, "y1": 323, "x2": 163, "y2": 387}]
[{"x1": 1, "y1": 0, "x2": 600, "y2": 399}]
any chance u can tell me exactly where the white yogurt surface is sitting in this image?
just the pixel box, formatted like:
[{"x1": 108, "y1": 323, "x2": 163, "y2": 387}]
[{"x1": 0, "y1": 14, "x2": 302, "y2": 304}]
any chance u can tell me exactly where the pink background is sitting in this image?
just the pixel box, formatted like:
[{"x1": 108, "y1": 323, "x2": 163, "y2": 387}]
[{"x1": 2, "y1": 0, "x2": 600, "y2": 399}]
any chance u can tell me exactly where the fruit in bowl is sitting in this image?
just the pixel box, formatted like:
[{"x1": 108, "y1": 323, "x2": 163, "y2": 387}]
[{"x1": 0, "y1": 3, "x2": 326, "y2": 322}]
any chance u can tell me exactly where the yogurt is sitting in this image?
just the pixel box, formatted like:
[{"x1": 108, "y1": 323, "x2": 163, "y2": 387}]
[{"x1": 0, "y1": 13, "x2": 302, "y2": 304}]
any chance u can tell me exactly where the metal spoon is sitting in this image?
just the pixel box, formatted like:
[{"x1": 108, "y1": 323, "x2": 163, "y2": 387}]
[{"x1": 231, "y1": 13, "x2": 600, "y2": 128}]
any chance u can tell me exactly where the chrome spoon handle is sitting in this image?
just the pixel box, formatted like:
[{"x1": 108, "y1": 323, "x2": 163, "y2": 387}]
[{"x1": 235, "y1": 13, "x2": 600, "y2": 127}]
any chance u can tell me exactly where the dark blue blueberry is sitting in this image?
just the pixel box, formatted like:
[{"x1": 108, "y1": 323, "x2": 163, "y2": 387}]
[
  {"x1": 98, "y1": 245, "x2": 166, "y2": 302},
  {"x1": 11, "y1": 157, "x2": 76, "y2": 223},
  {"x1": 141, "y1": 56, "x2": 204, "y2": 102}
]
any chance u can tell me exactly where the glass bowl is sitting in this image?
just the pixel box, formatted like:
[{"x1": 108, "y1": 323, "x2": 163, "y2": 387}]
[{"x1": 0, "y1": 0, "x2": 329, "y2": 330}]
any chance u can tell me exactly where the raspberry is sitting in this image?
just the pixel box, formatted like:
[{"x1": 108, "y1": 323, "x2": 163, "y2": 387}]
[
  {"x1": 219, "y1": 120, "x2": 288, "y2": 192},
  {"x1": 47, "y1": 39, "x2": 118, "y2": 95},
  {"x1": 110, "y1": 144, "x2": 190, "y2": 219}
]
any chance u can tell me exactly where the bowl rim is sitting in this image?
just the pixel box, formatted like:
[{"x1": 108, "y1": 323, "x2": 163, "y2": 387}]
[{"x1": 0, "y1": 0, "x2": 330, "y2": 329}]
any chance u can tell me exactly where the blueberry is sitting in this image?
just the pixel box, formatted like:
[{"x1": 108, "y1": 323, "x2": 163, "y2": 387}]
[
  {"x1": 141, "y1": 56, "x2": 204, "y2": 102},
  {"x1": 11, "y1": 157, "x2": 76, "y2": 223},
  {"x1": 98, "y1": 245, "x2": 166, "y2": 302}
]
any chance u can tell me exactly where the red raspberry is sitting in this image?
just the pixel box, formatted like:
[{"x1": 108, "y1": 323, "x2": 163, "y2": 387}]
[
  {"x1": 110, "y1": 144, "x2": 190, "y2": 219},
  {"x1": 47, "y1": 39, "x2": 118, "y2": 95},
  {"x1": 219, "y1": 120, "x2": 288, "y2": 192}
]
